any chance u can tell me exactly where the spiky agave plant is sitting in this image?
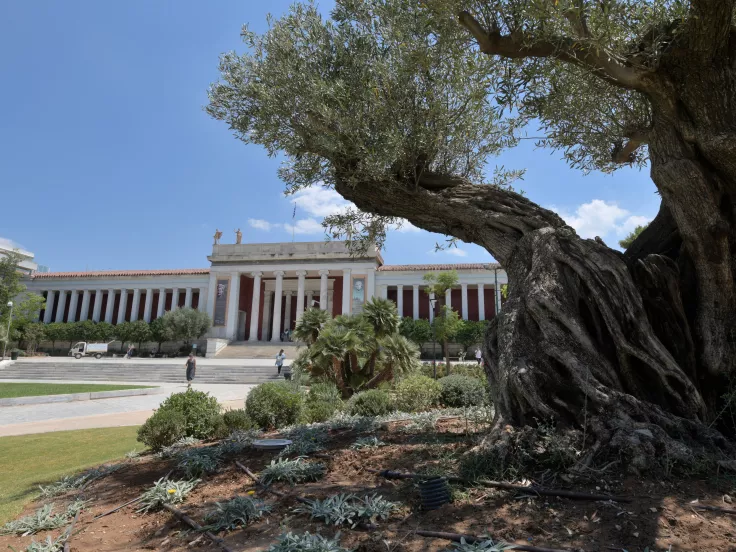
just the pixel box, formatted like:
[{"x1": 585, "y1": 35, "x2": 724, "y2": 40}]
[
  {"x1": 203, "y1": 495, "x2": 271, "y2": 532},
  {"x1": 137, "y1": 478, "x2": 199, "y2": 513},
  {"x1": 267, "y1": 532, "x2": 348, "y2": 552},
  {"x1": 260, "y1": 458, "x2": 326, "y2": 485},
  {"x1": 1, "y1": 500, "x2": 86, "y2": 536}
]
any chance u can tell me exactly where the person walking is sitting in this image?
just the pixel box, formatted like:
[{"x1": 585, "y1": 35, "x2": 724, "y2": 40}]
[
  {"x1": 185, "y1": 353, "x2": 197, "y2": 388},
  {"x1": 475, "y1": 347, "x2": 482, "y2": 365},
  {"x1": 126, "y1": 345, "x2": 135, "y2": 359},
  {"x1": 275, "y1": 349, "x2": 286, "y2": 376}
]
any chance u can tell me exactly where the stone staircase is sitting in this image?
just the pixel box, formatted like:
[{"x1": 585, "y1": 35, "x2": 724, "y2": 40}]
[
  {"x1": 0, "y1": 361, "x2": 282, "y2": 384},
  {"x1": 215, "y1": 342, "x2": 303, "y2": 359}
]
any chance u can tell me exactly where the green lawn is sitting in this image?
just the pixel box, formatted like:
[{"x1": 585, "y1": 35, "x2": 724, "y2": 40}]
[
  {"x1": 0, "y1": 427, "x2": 143, "y2": 523},
  {"x1": 0, "y1": 383, "x2": 152, "y2": 399}
]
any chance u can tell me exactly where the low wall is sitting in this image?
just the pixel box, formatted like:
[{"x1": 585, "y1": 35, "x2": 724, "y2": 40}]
[{"x1": 30, "y1": 339, "x2": 208, "y2": 358}]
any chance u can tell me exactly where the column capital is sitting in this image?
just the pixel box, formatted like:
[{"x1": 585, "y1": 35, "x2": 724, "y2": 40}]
[
  {"x1": 295, "y1": 270, "x2": 307, "y2": 277},
  {"x1": 285, "y1": 290, "x2": 293, "y2": 296},
  {"x1": 461, "y1": 282, "x2": 468, "y2": 289},
  {"x1": 319, "y1": 269, "x2": 330, "y2": 276},
  {"x1": 477, "y1": 282, "x2": 484, "y2": 288},
  {"x1": 397, "y1": 283, "x2": 404, "y2": 289},
  {"x1": 251, "y1": 271, "x2": 263, "y2": 278},
  {"x1": 273, "y1": 270, "x2": 285, "y2": 277},
  {"x1": 342, "y1": 268, "x2": 351, "y2": 274},
  {"x1": 185, "y1": 286, "x2": 192, "y2": 291}
]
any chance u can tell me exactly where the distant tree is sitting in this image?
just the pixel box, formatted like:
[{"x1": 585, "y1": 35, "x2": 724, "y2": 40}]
[
  {"x1": 22, "y1": 323, "x2": 45, "y2": 354},
  {"x1": 0, "y1": 251, "x2": 46, "y2": 350},
  {"x1": 399, "y1": 317, "x2": 433, "y2": 350},
  {"x1": 619, "y1": 224, "x2": 649, "y2": 250},
  {"x1": 94, "y1": 322, "x2": 115, "y2": 343},
  {"x1": 164, "y1": 308, "x2": 211, "y2": 351},
  {"x1": 455, "y1": 320, "x2": 487, "y2": 351},
  {"x1": 128, "y1": 320, "x2": 152, "y2": 351},
  {"x1": 114, "y1": 321, "x2": 137, "y2": 353},
  {"x1": 432, "y1": 306, "x2": 462, "y2": 370},
  {"x1": 43, "y1": 322, "x2": 68, "y2": 353},
  {"x1": 150, "y1": 317, "x2": 175, "y2": 352},
  {"x1": 423, "y1": 271, "x2": 460, "y2": 371},
  {"x1": 75, "y1": 321, "x2": 99, "y2": 343}
]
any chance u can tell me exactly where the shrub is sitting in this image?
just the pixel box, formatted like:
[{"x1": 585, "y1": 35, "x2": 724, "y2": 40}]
[
  {"x1": 137, "y1": 409, "x2": 187, "y2": 451},
  {"x1": 260, "y1": 458, "x2": 326, "y2": 485},
  {"x1": 438, "y1": 375, "x2": 487, "y2": 407},
  {"x1": 267, "y1": 532, "x2": 348, "y2": 552},
  {"x1": 204, "y1": 496, "x2": 271, "y2": 532},
  {"x1": 137, "y1": 477, "x2": 198, "y2": 513},
  {"x1": 394, "y1": 375, "x2": 441, "y2": 412},
  {"x1": 419, "y1": 362, "x2": 486, "y2": 380},
  {"x1": 303, "y1": 383, "x2": 343, "y2": 423},
  {"x1": 246, "y1": 382, "x2": 303, "y2": 429},
  {"x1": 296, "y1": 493, "x2": 397, "y2": 527},
  {"x1": 176, "y1": 447, "x2": 222, "y2": 478},
  {"x1": 1, "y1": 500, "x2": 86, "y2": 536},
  {"x1": 222, "y1": 409, "x2": 256, "y2": 431},
  {"x1": 347, "y1": 390, "x2": 393, "y2": 417},
  {"x1": 155, "y1": 389, "x2": 223, "y2": 439}
]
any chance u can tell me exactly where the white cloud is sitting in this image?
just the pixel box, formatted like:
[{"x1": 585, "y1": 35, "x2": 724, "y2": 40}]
[
  {"x1": 0, "y1": 236, "x2": 31, "y2": 255},
  {"x1": 291, "y1": 187, "x2": 350, "y2": 218},
  {"x1": 393, "y1": 220, "x2": 421, "y2": 233},
  {"x1": 249, "y1": 218, "x2": 274, "y2": 231},
  {"x1": 283, "y1": 218, "x2": 325, "y2": 235},
  {"x1": 553, "y1": 200, "x2": 651, "y2": 240}
]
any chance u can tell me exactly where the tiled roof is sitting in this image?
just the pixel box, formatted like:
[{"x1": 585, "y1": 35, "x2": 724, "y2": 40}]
[
  {"x1": 30, "y1": 268, "x2": 210, "y2": 279},
  {"x1": 379, "y1": 263, "x2": 500, "y2": 272}
]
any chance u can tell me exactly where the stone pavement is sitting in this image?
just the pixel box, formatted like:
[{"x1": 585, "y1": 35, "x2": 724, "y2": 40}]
[{"x1": 0, "y1": 381, "x2": 254, "y2": 437}]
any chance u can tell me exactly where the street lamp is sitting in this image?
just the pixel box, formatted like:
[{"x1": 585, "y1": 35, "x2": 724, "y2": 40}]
[
  {"x1": 429, "y1": 296, "x2": 438, "y2": 379},
  {"x1": 2, "y1": 301, "x2": 13, "y2": 361}
]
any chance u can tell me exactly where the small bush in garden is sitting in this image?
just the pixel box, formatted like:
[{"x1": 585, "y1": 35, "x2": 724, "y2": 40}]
[
  {"x1": 351, "y1": 436, "x2": 386, "y2": 450},
  {"x1": 22, "y1": 535, "x2": 65, "y2": 552},
  {"x1": 438, "y1": 375, "x2": 487, "y2": 407},
  {"x1": 394, "y1": 375, "x2": 441, "y2": 412},
  {"x1": 451, "y1": 363, "x2": 486, "y2": 380},
  {"x1": 1, "y1": 500, "x2": 86, "y2": 536},
  {"x1": 156, "y1": 389, "x2": 223, "y2": 439},
  {"x1": 260, "y1": 458, "x2": 326, "y2": 485},
  {"x1": 279, "y1": 425, "x2": 328, "y2": 457},
  {"x1": 222, "y1": 408, "x2": 256, "y2": 431},
  {"x1": 137, "y1": 477, "x2": 199, "y2": 513},
  {"x1": 246, "y1": 382, "x2": 303, "y2": 429},
  {"x1": 347, "y1": 390, "x2": 394, "y2": 417},
  {"x1": 39, "y1": 464, "x2": 123, "y2": 498},
  {"x1": 156, "y1": 436, "x2": 202, "y2": 458},
  {"x1": 296, "y1": 493, "x2": 397, "y2": 527},
  {"x1": 203, "y1": 495, "x2": 271, "y2": 532},
  {"x1": 137, "y1": 409, "x2": 187, "y2": 451},
  {"x1": 267, "y1": 532, "x2": 348, "y2": 552},
  {"x1": 303, "y1": 383, "x2": 343, "y2": 422},
  {"x1": 176, "y1": 447, "x2": 222, "y2": 478},
  {"x1": 215, "y1": 429, "x2": 262, "y2": 456}
]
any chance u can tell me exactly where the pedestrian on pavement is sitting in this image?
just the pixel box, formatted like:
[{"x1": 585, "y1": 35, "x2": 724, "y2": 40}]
[
  {"x1": 185, "y1": 353, "x2": 197, "y2": 387},
  {"x1": 126, "y1": 345, "x2": 135, "y2": 359},
  {"x1": 275, "y1": 349, "x2": 286, "y2": 376},
  {"x1": 475, "y1": 347, "x2": 482, "y2": 365}
]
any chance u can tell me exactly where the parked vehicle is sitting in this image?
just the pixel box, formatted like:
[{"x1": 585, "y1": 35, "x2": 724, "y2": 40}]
[{"x1": 69, "y1": 342, "x2": 109, "y2": 359}]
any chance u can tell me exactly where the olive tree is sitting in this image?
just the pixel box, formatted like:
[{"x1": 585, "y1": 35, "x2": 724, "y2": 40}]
[{"x1": 208, "y1": 0, "x2": 736, "y2": 465}]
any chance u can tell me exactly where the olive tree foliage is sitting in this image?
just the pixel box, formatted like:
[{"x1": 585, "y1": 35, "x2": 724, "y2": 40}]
[
  {"x1": 162, "y1": 308, "x2": 212, "y2": 349},
  {"x1": 207, "y1": 0, "x2": 521, "y2": 252}
]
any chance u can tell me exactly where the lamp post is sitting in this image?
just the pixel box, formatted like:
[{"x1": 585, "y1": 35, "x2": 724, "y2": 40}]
[
  {"x1": 429, "y1": 296, "x2": 438, "y2": 379},
  {"x1": 2, "y1": 301, "x2": 13, "y2": 360}
]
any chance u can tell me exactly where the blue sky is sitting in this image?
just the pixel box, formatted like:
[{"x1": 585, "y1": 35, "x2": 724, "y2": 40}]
[{"x1": 0, "y1": 1, "x2": 659, "y2": 272}]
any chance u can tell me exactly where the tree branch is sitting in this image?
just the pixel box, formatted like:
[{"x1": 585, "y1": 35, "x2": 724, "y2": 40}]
[
  {"x1": 333, "y1": 173, "x2": 567, "y2": 266},
  {"x1": 457, "y1": 10, "x2": 647, "y2": 92},
  {"x1": 611, "y1": 130, "x2": 649, "y2": 163}
]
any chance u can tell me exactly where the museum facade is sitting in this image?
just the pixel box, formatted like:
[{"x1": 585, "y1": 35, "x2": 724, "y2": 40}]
[{"x1": 23, "y1": 240, "x2": 507, "y2": 345}]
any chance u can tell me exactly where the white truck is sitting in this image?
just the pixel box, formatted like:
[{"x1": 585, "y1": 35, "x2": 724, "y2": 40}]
[{"x1": 69, "y1": 342, "x2": 109, "y2": 359}]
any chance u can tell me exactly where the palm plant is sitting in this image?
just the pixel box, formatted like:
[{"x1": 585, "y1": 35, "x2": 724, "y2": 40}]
[
  {"x1": 362, "y1": 334, "x2": 419, "y2": 389},
  {"x1": 310, "y1": 324, "x2": 364, "y2": 397},
  {"x1": 361, "y1": 298, "x2": 400, "y2": 375},
  {"x1": 293, "y1": 307, "x2": 330, "y2": 346}
]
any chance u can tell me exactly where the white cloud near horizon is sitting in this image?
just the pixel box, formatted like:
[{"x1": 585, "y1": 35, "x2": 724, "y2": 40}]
[
  {"x1": 248, "y1": 218, "x2": 274, "y2": 231},
  {"x1": 553, "y1": 200, "x2": 651, "y2": 241},
  {"x1": 284, "y1": 218, "x2": 325, "y2": 235}
]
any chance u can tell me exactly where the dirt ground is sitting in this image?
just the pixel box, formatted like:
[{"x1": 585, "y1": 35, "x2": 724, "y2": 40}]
[{"x1": 2, "y1": 419, "x2": 735, "y2": 552}]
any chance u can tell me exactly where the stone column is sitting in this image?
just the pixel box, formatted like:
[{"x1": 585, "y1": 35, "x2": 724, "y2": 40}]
[
  {"x1": 461, "y1": 283, "x2": 469, "y2": 320},
  {"x1": 328, "y1": 290, "x2": 334, "y2": 313},
  {"x1": 396, "y1": 284, "x2": 404, "y2": 317},
  {"x1": 184, "y1": 287, "x2": 193, "y2": 308},
  {"x1": 249, "y1": 272, "x2": 262, "y2": 341},
  {"x1": 445, "y1": 288, "x2": 452, "y2": 311},
  {"x1": 366, "y1": 269, "x2": 376, "y2": 301},
  {"x1": 143, "y1": 288, "x2": 154, "y2": 322},
  {"x1": 413, "y1": 284, "x2": 420, "y2": 320},
  {"x1": 319, "y1": 270, "x2": 329, "y2": 310},
  {"x1": 341, "y1": 269, "x2": 351, "y2": 314},
  {"x1": 495, "y1": 285, "x2": 503, "y2": 315},
  {"x1": 117, "y1": 289, "x2": 127, "y2": 324},
  {"x1": 380, "y1": 285, "x2": 388, "y2": 300},
  {"x1": 477, "y1": 284, "x2": 485, "y2": 321},
  {"x1": 80, "y1": 290, "x2": 91, "y2": 322},
  {"x1": 130, "y1": 289, "x2": 141, "y2": 322},
  {"x1": 157, "y1": 288, "x2": 166, "y2": 318},
  {"x1": 261, "y1": 292, "x2": 272, "y2": 341},
  {"x1": 271, "y1": 271, "x2": 285, "y2": 342},
  {"x1": 206, "y1": 272, "x2": 217, "y2": 319},
  {"x1": 198, "y1": 287, "x2": 207, "y2": 312},
  {"x1": 67, "y1": 291, "x2": 79, "y2": 323},
  {"x1": 307, "y1": 290, "x2": 314, "y2": 310},
  {"x1": 105, "y1": 289, "x2": 116, "y2": 323},
  {"x1": 429, "y1": 291, "x2": 435, "y2": 323},
  {"x1": 295, "y1": 270, "x2": 307, "y2": 322},
  {"x1": 284, "y1": 291, "x2": 293, "y2": 333},
  {"x1": 92, "y1": 290, "x2": 103, "y2": 322},
  {"x1": 226, "y1": 272, "x2": 240, "y2": 340},
  {"x1": 171, "y1": 288, "x2": 179, "y2": 312},
  {"x1": 43, "y1": 291, "x2": 56, "y2": 323},
  {"x1": 54, "y1": 290, "x2": 67, "y2": 323}
]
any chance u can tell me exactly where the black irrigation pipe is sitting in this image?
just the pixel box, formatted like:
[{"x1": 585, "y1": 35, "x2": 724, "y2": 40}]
[
  {"x1": 61, "y1": 509, "x2": 81, "y2": 552},
  {"x1": 161, "y1": 504, "x2": 234, "y2": 552},
  {"x1": 92, "y1": 469, "x2": 173, "y2": 520},
  {"x1": 368, "y1": 469, "x2": 631, "y2": 503},
  {"x1": 415, "y1": 530, "x2": 573, "y2": 552},
  {"x1": 690, "y1": 504, "x2": 736, "y2": 516}
]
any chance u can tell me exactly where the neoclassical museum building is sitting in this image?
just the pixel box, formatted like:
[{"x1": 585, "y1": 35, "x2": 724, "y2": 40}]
[{"x1": 23, "y1": 240, "x2": 507, "y2": 353}]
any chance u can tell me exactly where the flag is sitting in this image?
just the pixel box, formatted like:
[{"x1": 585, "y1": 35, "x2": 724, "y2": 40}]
[{"x1": 293, "y1": 202, "x2": 297, "y2": 219}]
